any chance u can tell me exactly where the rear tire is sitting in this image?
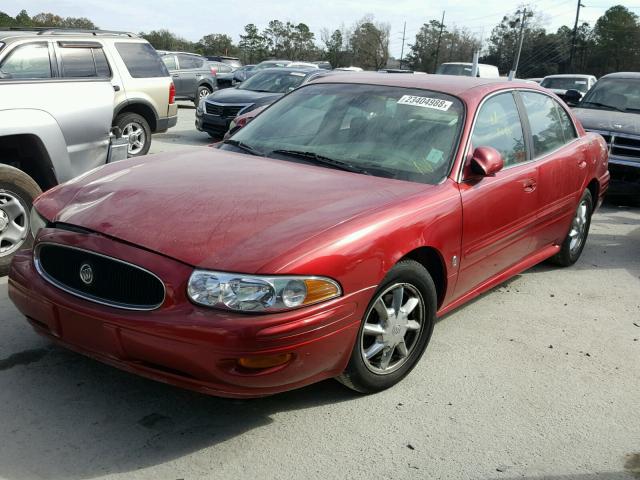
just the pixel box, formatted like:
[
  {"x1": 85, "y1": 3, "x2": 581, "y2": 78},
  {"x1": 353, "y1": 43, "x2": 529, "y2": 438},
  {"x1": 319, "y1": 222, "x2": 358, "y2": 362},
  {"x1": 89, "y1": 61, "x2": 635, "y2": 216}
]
[
  {"x1": 114, "y1": 113, "x2": 151, "y2": 157},
  {"x1": 337, "y1": 259, "x2": 437, "y2": 394},
  {"x1": 550, "y1": 189, "x2": 593, "y2": 267},
  {"x1": 0, "y1": 164, "x2": 42, "y2": 276}
]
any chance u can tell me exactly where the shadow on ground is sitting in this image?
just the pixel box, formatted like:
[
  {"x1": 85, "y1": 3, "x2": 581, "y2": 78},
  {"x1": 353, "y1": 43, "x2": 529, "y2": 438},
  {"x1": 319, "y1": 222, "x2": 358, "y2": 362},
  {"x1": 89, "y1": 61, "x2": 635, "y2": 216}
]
[{"x1": 0, "y1": 344, "x2": 358, "y2": 479}]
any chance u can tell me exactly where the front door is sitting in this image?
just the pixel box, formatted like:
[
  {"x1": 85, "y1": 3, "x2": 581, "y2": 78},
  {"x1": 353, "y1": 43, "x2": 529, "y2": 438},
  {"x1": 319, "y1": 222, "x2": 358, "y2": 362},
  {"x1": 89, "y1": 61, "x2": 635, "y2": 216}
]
[{"x1": 456, "y1": 91, "x2": 539, "y2": 297}]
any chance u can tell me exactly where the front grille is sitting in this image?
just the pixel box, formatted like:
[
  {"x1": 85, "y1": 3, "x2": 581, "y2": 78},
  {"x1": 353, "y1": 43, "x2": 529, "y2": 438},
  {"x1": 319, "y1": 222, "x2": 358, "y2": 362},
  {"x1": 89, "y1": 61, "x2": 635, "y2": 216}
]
[
  {"x1": 36, "y1": 244, "x2": 165, "y2": 310},
  {"x1": 205, "y1": 103, "x2": 246, "y2": 118},
  {"x1": 586, "y1": 129, "x2": 640, "y2": 162}
]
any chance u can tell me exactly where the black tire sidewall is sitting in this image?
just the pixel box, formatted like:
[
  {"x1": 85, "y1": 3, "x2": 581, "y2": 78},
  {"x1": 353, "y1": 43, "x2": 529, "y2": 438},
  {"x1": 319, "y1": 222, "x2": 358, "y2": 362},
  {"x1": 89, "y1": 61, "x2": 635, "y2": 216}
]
[
  {"x1": 553, "y1": 189, "x2": 593, "y2": 267},
  {"x1": 115, "y1": 113, "x2": 151, "y2": 157},
  {"x1": 343, "y1": 260, "x2": 437, "y2": 393},
  {"x1": 196, "y1": 86, "x2": 211, "y2": 105},
  {"x1": 0, "y1": 165, "x2": 42, "y2": 276}
]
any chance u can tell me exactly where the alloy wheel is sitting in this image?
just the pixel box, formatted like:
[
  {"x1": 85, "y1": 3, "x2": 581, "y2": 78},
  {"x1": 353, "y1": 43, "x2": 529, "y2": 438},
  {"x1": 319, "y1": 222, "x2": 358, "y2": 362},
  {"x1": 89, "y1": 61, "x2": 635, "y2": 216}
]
[
  {"x1": 569, "y1": 198, "x2": 589, "y2": 254},
  {"x1": 0, "y1": 192, "x2": 28, "y2": 257},
  {"x1": 360, "y1": 283, "x2": 425, "y2": 375},
  {"x1": 122, "y1": 122, "x2": 146, "y2": 156},
  {"x1": 199, "y1": 88, "x2": 210, "y2": 99}
]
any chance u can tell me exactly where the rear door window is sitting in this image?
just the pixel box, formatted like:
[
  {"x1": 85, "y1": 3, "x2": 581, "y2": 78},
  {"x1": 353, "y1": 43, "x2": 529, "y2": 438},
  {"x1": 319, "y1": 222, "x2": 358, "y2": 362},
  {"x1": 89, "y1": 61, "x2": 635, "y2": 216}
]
[
  {"x1": 115, "y1": 42, "x2": 168, "y2": 78},
  {"x1": 0, "y1": 42, "x2": 51, "y2": 79},
  {"x1": 520, "y1": 91, "x2": 567, "y2": 157},
  {"x1": 177, "y1": 54, "x2": 204, "y2": 70},
  {"x1": 59, "y1": 45, "x2": 111, "y2": 78}
]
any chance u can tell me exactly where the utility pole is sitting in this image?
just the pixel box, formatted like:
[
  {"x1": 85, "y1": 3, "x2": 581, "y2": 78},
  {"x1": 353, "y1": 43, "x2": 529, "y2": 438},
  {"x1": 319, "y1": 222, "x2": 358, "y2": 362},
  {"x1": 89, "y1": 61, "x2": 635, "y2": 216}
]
[
  {"x1": 508, "y1": 8, "x2": 527, "y2": 80},
  {"x1": 569, "y1": 0, "x2": 584, "y2": 68},
  {"x1": 433, "y1": 10, "x2": 445, "y2": 73},
  {"x1": 400, "y1": 21, "x2": 407, "y2": 70}
]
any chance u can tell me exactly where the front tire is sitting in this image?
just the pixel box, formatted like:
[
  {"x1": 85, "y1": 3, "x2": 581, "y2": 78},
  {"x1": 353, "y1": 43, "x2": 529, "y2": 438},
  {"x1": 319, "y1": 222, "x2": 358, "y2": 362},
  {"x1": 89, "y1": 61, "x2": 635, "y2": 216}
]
[
  {"x1": 114, "y1": 113, "x2": 151, "y2": 157},
  {"x1": 195, "y1": 86, "x2": 212, "y2": 106},
  {"x1": 0, "y1": 164, "x2": 42, "y2": 276},
  {"x1": 550, "y1": 189, "x2": 593, "y2": 267},
  {"x1": 337, "y1": 259, "x2": 437, "y2": 394}
]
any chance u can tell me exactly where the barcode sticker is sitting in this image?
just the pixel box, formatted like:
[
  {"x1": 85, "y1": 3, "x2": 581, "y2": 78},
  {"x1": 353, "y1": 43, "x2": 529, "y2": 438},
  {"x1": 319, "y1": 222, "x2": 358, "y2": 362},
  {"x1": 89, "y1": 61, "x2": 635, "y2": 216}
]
[{"x1": 397, "y1": 95, "x2": 453, "y2": 111}]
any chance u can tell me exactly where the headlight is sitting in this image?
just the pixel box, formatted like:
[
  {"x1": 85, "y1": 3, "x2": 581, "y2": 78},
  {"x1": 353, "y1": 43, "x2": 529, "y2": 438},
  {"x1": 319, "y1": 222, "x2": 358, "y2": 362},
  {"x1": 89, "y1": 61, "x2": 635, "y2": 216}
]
[
  {"x1": 187, "y1": 270, "x2": 341, "y2": 312},
  {"x1": 29, "y1": 207, "x2": 47, "y2": 238}
]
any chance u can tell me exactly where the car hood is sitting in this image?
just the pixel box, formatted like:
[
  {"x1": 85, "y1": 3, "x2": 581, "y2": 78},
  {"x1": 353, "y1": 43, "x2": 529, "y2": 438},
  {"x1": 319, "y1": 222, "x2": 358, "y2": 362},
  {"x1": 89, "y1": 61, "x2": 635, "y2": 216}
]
[
  {"x1": 36, "y1": 149, "x2": 429, "y2": 273},
  {"x1": 206, "y1": 87, "x2": 282, "y2": 105},
  {"x1": 573, "y1": 107, "x2": 640, "y2": 135}
]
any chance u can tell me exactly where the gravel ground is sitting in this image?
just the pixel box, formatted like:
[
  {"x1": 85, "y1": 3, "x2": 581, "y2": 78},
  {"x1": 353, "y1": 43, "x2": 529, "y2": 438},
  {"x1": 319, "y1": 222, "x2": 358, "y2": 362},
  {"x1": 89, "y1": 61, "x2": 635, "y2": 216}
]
[{"x1": 0, "y1": 106, "x2": 638, "y2": 480}]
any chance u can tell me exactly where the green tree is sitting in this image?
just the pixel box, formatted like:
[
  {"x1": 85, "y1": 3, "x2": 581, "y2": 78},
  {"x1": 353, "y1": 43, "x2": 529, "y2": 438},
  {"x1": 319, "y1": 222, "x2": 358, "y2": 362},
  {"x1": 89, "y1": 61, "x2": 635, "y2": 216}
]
[
  {"x1": 592, "y1": 5, "x2": 640, "y2": 72},
  {"x1": 140, "y1": 29, "x2": 195, "y2": 51},
  {"x1": 321, "y1": 28, "x2": 343, "y2": 67},
  {"x1": 238, "y1": 23, "x2": 269, "y2": 63},
  {"x1": 197, "y1": 34, "x2": 237, "y2": 56},
  {"x1": 349, "y1": 16, "x2": 390, "y2": 70}
]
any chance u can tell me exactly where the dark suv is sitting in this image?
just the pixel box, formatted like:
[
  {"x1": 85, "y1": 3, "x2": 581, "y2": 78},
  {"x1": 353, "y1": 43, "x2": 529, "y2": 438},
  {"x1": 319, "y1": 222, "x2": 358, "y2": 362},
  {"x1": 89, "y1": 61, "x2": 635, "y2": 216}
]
[
  {"x1": 573, "y1": 72, "x2": 640, "y2": 196},
  {"x1": 160, "y1": 52, "x2": 217, "y2": 105}
]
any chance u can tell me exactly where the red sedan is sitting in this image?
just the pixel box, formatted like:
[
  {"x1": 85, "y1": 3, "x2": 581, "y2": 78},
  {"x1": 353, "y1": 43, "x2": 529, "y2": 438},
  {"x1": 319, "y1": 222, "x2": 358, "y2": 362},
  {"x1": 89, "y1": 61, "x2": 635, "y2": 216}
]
[{"x1": 9, "y1": 74, "x2": 609, "y2": 398}]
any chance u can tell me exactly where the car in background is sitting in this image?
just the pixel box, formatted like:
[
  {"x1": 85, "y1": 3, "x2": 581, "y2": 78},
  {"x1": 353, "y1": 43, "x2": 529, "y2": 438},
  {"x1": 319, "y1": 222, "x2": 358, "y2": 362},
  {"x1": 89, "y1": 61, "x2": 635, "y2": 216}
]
[
  {"x1": 208, "y1": 61, "x2": 236, "y2": 89},
  {"x1": 232, "y1": 64, "x2": 256, "y2": 84},
  {"x1": 196, "y1": 67, "x2": 325, "y2": 138},
  {"x1": 527, "y1": 77, "x2": 543, "y2": 84},
  {"x1": 540, "y1": 74, "x2": 596, "y2": 105},
  {"x1": 159, "y1": 52, "x2": 217, "y2": 105},
  {"x1": 1, "y1": 29, "x2": 177, "y2": 158},
  {"x1": 335, "y1": 66, "x2": 363, "y2": 72},
  {"x1": 573, "y1": 72, "x2": 640, "y2": 196},
  {"x1": 10, "y1": 75, "x2": 608, "y2": 399},
  {"x1": 313, "y1": 61, "x2": 332, "y2": 70},
  {"x1": 436, "y1": 62, "x2": 500, "y2": 78},
  {"x1": 243, "y1": 59, "x2": 292, "y2": 80},
  {"x1": 288, "y1": 61, "x2": 320, "y2": 69},
  {"x1": 206, "y1": 55, "x2": 242, "y2": 69}
]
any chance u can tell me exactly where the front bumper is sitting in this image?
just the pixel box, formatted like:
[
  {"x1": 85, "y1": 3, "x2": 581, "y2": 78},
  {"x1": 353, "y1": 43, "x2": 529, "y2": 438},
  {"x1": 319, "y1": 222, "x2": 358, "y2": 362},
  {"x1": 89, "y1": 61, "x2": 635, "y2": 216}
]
[
  {"x1": 608, "y1": 157, "x2": 640, "y2": 196},
  {"x1": 195, "y1": 109, "x2": 233, "y2": 137},
  {"x1": 8, "y1": 230, "x2": 369, "y2": 398}
]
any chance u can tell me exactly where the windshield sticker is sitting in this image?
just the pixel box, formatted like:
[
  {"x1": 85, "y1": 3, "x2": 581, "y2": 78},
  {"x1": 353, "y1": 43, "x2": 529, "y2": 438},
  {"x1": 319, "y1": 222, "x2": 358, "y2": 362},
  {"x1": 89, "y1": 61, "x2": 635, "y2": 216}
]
[
  {"x1": 398, "y1": 95, "x2": 453, "y2": 111},
  {"x1": 575, "y1": 80, "x2": 587, "y2": 84},
  {"x1": 426, "y1": 148, "x2": 444, "y2": 164},
  {"x1": 290, "y1": 72, "x2": 306, "y2": 77}
]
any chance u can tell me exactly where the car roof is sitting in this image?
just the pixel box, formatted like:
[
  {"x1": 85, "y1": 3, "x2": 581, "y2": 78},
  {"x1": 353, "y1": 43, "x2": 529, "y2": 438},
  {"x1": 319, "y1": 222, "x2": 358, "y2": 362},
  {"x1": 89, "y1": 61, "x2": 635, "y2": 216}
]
[
  {"x1": 309, "y1": 72, "x2": 538, "y2": 97},
  {"x1": 160, "y1": 51, "x2": 203, "y2": 57},
  {"x1": 0, "y1": 28, "x2": 138, "y2": 42},
  {"x1": 543, "y1": 74, "x2": 594, "y2": 79},
  {"x1": 600, "y1": 72, "x2": 640, "y2": 79},
  {"x1": 258, "y1": 67, "x2": 318, "y2": 74}
]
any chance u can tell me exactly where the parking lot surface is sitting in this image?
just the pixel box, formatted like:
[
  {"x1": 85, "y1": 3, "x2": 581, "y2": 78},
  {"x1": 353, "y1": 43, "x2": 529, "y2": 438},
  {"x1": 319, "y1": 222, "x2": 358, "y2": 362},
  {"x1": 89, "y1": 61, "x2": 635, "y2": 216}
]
[
  {"x1": 149, "y1": 103, "x2": 213, "y2": 154},
  {"x1": 0, "y1": 107, "x2": 638, "y2": 480}
]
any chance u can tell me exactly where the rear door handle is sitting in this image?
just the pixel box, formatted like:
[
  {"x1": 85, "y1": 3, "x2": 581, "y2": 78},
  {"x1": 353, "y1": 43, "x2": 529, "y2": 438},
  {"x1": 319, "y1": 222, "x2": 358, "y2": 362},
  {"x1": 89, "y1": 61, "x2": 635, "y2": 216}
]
[
  {"x1": 172, "y1": 74, "x2": 179, "y2": 78},
  {"x1": 523, "y1": 179, "x2": 537, "y2": 192}
]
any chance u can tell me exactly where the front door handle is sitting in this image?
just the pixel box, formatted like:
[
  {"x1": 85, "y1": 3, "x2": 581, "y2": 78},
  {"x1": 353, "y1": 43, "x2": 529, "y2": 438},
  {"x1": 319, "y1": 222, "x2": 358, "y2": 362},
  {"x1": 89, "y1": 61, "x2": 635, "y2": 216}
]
[{"x1": 523, "y1": 179, "x2": 537, "y2": 192}]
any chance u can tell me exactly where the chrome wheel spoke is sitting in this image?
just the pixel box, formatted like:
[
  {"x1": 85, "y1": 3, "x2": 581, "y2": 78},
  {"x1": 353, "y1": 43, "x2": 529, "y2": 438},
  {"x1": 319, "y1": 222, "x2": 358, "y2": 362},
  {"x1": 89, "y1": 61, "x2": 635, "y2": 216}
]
[
  {"x1": 379, "y1": 346, "x2": 395, "y2": 370},
  {"x1": 1, "y1": 198, "x2": 23, "y2": 219},
  {"x1": 402, "y1": 297, "x2": 419, "y2": 315},
  {"x1": 391, "y1": 286, "x2": 404, "y2": 316},
  {"x1": 406, "y1": 320, "x2": 421, "y2": 331},
  {"x1": 365, "y1": 341, "x2": 385, "y2": 360},
  {"x1": 396, "y1": 341, "x2": 409, "y2": 358},
  {"x1": 373, "y1": 298, "x2": 389, "y2": 323},
  {"x1": 363, "y1": 323, "x2": 385, "y2": 336}
]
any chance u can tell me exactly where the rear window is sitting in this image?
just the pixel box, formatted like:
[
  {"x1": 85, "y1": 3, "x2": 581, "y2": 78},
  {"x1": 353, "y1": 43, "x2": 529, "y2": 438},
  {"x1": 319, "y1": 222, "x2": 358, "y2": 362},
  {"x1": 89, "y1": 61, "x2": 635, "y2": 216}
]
[{"x1": 115, "y1": 42, "x2": 168, "y2": 78}]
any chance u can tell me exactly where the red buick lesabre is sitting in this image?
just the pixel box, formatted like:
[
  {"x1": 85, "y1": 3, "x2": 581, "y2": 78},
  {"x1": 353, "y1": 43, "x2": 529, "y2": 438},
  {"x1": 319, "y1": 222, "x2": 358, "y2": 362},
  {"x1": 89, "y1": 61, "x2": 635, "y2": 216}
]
[{"x1": 9, "y1": 74, "x2": 609, "y2": 398}]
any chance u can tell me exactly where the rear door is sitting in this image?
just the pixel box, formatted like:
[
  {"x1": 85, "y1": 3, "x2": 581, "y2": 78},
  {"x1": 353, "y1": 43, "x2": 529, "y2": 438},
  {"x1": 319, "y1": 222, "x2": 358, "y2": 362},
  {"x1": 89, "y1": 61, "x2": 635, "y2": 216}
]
[
  {"x1": 176, "y1": 54, "x2": 203, "y2": 98},
  {"x1": 456, "y1": 90, "x2": 539, "y2": 297},
  {"x1": 161, "y1": 54, "x2": 180, "y2": 93},
  {"x1": 518, "y1": 90, "x2": 585, "y2": 250}
]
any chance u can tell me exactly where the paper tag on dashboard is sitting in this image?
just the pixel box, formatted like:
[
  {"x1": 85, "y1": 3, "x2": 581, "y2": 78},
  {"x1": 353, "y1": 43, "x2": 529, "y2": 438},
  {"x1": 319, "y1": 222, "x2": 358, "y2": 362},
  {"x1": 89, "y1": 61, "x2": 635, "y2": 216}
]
[{"x1": 397, "y1": 95, "x2": 452, "y2": 111}]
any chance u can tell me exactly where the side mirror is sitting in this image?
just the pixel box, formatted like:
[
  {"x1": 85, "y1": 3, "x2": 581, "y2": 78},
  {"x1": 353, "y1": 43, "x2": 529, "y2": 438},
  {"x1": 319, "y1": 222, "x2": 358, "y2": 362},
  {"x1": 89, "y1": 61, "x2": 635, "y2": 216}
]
[
  {"x1": 564, "y1": 89, "x2": 582, "y2": 106},
  {"x1": 470, "y1": 146, "x2": 504, "y2": 177}
]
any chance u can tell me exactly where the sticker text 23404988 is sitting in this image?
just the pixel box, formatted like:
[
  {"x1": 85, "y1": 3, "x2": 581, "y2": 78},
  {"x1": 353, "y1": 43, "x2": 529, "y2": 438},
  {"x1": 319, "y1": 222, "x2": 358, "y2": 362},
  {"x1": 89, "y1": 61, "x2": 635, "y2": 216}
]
[{"x1": 397, "y1": 95, "x2": 453, "y2": 111}]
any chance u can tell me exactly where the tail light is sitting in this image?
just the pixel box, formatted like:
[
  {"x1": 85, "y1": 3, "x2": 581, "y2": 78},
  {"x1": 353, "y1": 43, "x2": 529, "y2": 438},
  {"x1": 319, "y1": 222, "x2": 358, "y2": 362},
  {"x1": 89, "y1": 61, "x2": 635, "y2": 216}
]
[
  {"x1": 169, "y1": 82, "x2": 175, "y2": 104},
  {"x1": 235, "y1": 116, "x2": 248, "y2": 128}
]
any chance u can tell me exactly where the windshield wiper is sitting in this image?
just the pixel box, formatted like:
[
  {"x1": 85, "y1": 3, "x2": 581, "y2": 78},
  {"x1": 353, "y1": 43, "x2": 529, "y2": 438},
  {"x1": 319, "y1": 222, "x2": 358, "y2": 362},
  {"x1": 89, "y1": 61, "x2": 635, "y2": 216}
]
[
  {"x1": 580, "y1": 101, "x2": 625, "y2": 112},
  {"x1": 269, "y1": 149, "x2": 371, "y2": 175},
  {"x1": 222, "y1": 139, "x2": 264, "y2": 156}
]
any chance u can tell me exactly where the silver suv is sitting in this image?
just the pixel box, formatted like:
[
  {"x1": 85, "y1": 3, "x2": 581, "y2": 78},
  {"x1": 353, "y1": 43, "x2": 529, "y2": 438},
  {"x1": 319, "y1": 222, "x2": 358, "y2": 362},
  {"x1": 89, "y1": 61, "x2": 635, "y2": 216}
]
[
  {"x1": 0, "y1": 28, "x2": 172, "y2": 273},
  {"x1": 0, "y1": 29, "x2": 178, "y2": 157}
]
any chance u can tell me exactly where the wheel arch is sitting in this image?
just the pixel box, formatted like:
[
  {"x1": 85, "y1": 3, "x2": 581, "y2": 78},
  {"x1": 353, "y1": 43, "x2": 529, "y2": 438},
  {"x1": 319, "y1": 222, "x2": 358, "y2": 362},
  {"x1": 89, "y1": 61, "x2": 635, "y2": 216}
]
[
  {"x1": 586, "y1": 178, "x2": 599, "y2": 206},
  {"x1": 114, "y1": 101, "x2": 158, "y2": 132},
  {"x1": 0, "y1": 134, "x2": 58, "y2": 191},
  {"x1": 399, "y1": 246, "x2": 447, "y2": 309}
]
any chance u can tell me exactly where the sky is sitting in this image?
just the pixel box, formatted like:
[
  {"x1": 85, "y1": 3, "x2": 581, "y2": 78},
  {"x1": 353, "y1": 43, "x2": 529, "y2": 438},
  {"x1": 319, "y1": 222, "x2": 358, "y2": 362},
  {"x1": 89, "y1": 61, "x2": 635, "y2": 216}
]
[{"x1": 6, "y1": 0, "x2": 638, "y2": 58}]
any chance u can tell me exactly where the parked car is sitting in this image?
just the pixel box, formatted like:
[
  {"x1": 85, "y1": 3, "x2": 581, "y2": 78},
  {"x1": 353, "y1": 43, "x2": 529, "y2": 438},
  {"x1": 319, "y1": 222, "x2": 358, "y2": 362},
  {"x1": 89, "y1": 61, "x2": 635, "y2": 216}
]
[
  {"x1": 527, "y1": 77, "x2": 543, "y2": 84},
  {"x1": 195, "y1": 67, "x2": 326, "y2": 138},
  {"x1": 0, "y1": 30, "x2": 128, "y2": 274},
  {"x1": 243, "y1": 59, "x2": 292, "y2": 79},
  {"x1": 232, "y1": 64, "x2": 256, "y2": 84},
  {"x1": 206, "y1": 55, "x2": 242, "y2": 69},
  {"x1": 287, "y1": 62, "x2": 319, "y2": 69},
  {"x1": 436, "y1": 62, "x2": 500, "y2": 78},
  {"x1": 313, "y1": 61, "x2": 332, "y2": 70},
  {"x1": 159, "y1": 52, "x2": 217, "y2": 104},
  {"x1": 10, "y1": 75, "x2": 608, "y2": 398},
  {"x1": 4, "y1": 29, "x2": 179, "y2": 158},
  {"x1": 335, "y1": 66, "x2": 363, "y2": 72},
  {"x1": 573, "y1": 72, "x2": 640, "y2": 196},
  {"x1": 208, "y1": 61, "x2": 237, "y2": 89},
  {"x1": 223, "y1": 105, "x2": 269, "y2": 140},
  {"x1": 540, "y1": 74, "x2": 597, "y2": 105}
]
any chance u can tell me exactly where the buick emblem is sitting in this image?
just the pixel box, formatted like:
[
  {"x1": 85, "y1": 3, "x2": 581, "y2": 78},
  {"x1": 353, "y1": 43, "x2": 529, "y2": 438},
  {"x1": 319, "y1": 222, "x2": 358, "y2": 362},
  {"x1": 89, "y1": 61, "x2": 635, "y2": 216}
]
[{"x1": 79, "y1": 263, "x2": 94, "y2": 285}]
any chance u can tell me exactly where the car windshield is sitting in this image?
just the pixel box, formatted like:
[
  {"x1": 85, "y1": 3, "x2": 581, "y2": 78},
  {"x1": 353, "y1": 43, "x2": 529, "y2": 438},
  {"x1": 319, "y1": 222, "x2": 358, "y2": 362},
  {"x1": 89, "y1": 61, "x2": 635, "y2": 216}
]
[
  {"x1": 580, "y1": 78, "x2": 640, "y2": 112},
  {"x1": 436, "y1": 64, "x2": 472, "y2": 76},
  {"x1": 224, "y1": 83, "x2": 464, "y2": 185},
  {"x1": 255, "y1": 61, "x2": 290, "y2": 70},
  {"x1": 541, "y1": 77, "x2": 590, "y2": 93},
  {"x1": 237, "y1": 70, "x2": 307, "y2": 93}
]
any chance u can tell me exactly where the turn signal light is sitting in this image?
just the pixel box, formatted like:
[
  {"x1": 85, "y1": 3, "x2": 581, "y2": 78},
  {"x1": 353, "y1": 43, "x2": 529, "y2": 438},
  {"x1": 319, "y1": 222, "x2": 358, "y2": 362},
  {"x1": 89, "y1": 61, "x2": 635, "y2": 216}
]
[{"x1": 238, "y1": 353, "x2": 293, "y2": 370}]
